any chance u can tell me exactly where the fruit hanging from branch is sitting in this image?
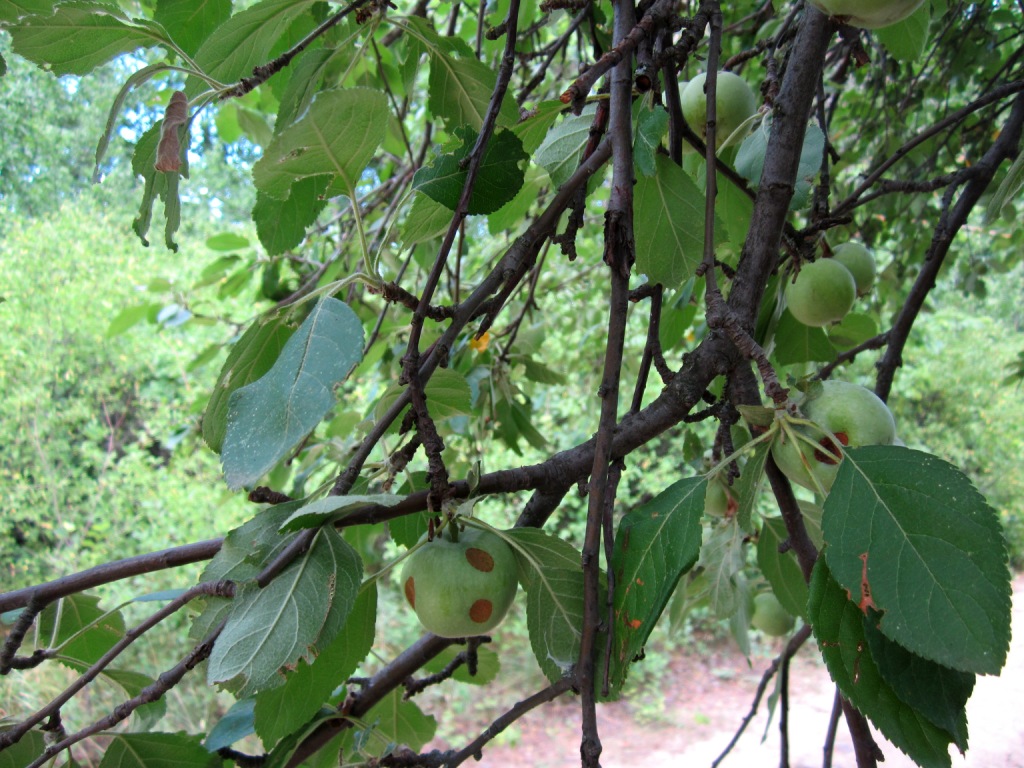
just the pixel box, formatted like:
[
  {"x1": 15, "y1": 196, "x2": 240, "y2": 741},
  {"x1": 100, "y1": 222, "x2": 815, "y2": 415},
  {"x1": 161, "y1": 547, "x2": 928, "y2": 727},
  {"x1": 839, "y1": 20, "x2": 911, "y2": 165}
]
[
  {"x1": 681, "y1": 71, "x2": 757, "y2": 149},
  {"x1": 401, "y1": 525, "x2": 519, "y2": 638},
  {"x1": 807, "y1": 0, "x2": 927, "y2": 29},
  {"x1": 832, "y1": 241, "x2": 877, "y2": 297},
  {"x1": 772, "y1": 380, "x2": 897, "y2": 493},
  {"x1": 784, "y1": 258, "x2": 857, "y2": 327},
  {"x1": 750, "y1": 592, "x2": 796, "y2": 637}
]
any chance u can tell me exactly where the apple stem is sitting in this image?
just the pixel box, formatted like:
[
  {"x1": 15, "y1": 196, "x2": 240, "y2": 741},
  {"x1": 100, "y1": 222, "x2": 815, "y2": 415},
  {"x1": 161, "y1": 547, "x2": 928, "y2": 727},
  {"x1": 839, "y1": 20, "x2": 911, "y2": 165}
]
[{"x1": 446, "y1": 519, "x2": 460, "y2": 543}]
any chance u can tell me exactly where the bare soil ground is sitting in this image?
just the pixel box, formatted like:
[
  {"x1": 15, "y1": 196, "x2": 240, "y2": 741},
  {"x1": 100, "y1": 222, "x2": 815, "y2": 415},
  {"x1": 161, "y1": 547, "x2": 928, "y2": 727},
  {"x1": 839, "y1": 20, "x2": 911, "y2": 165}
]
[{"x1": 455, "y1": 576, "x2": 1024, "y2": 768}]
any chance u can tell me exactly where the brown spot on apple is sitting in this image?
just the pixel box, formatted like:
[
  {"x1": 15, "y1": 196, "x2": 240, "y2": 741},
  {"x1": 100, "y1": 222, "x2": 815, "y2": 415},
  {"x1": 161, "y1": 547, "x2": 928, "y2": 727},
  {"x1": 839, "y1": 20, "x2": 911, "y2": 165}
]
[
  {"x1": 469, "y1": 599, "x2": 493, "y2": 623},
  {"x1": 814, "y1": 431, "x2": 849, "y2": 464},
  {"x1": 465, "y1": 547, "x2": 495, "y2": 573},
  {"x1": 404, "y1": 577, "x2": 416, "y2": 608}
]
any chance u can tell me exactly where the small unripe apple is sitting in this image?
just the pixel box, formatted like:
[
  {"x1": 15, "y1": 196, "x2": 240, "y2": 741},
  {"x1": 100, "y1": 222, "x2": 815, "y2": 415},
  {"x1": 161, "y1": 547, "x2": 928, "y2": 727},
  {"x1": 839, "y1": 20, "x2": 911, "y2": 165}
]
[
  {"x1": 681, "y1": 71, "x2": 757, "y2": 149},
  {"x1": 832, "y1": 242, "x2": 876, "y2": 296},
  {"x1": 785, "y1": 259, "x2": 857, "y2": 327},
  {"x1": 705, "y1": 478, "x2": 738, "y2": 518},
  {"x1": 751, "y1": 592, "x2": 795, "y2": 636},
  {"x1": 807, "y1": 0, "x2": 926, "y2": 29},
  {"x1": 401, "y1": 527, "x2": 518, "y2": 638},
  {"x1": 771, "y1": 381, "x2": 897, "y2": 493}
]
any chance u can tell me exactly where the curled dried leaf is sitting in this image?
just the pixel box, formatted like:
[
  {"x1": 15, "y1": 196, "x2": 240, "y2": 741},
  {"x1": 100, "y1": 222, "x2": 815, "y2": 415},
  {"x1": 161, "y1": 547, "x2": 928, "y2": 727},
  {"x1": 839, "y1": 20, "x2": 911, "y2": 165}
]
[{"x1": 155, "y1": 90, "x2": 188, "y2": 173}]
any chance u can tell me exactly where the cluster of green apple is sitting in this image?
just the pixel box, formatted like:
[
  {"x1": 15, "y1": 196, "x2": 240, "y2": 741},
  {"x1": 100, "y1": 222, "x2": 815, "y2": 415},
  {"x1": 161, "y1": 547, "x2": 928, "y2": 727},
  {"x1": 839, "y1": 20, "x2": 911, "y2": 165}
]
[
  {"x1": 784, "y1": 241, "x2": 876, "y2": 328},
  {"x1": 401, "y1": 525, "x2": 518, "y2": 638}
]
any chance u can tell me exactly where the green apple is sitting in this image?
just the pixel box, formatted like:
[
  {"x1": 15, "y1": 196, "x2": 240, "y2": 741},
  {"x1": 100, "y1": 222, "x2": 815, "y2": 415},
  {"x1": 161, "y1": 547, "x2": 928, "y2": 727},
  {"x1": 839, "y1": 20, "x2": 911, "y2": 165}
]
[
  {"x1": 832, "y1": 242, "x2": 876, "y2": 296},
  {"x1": 807, "y1": 0, "x2": 926, "y2": 29},
  {"x1": 771, "y1": 380, "x2": 896, "y2": 493},
  {"x1": 751, "y1": 592, "x2": 795, "y2": 637},
  {"x1": 705, "y1": 478, "x2": 738, "y2": 518},
  {"x1": 784, "y1": 259, "x2": 857, "y2": 327},
  {"x1": 402, "y1": 526, "x2": 518, "y2": 638},
  {"x1": 681, "y1": 71, "x2": 757, "y2": 149}
]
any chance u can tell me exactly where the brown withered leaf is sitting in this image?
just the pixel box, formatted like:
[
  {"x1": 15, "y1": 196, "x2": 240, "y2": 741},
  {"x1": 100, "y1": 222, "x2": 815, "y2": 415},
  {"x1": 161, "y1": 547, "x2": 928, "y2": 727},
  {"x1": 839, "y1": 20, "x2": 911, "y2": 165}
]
[{"x1": 155, "y1": 90, "x2": 188, "y2": 173}]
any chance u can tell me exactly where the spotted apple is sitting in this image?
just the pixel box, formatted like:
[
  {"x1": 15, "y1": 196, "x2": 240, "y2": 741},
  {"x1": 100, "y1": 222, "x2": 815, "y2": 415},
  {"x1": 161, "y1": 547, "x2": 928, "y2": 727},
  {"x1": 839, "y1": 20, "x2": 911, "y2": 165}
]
[
  {"x1": 807, "y1": 0, "x2": 926, "y2": 29},
  {"x1": 832, "y1": 242, "x2": 876, "y2": 296},
  {"x1": 401, "y1": 526, "x2": 518, "y2": 638},
  {"x1": 681, "y1": 71, "x2": 757, "y2": 149},
  {"x1": 784, "y1": 258, "x2": 857, "y2": 327},
  {"x1": 771, "y1": 380, "x2": 897, "y2": 493}
]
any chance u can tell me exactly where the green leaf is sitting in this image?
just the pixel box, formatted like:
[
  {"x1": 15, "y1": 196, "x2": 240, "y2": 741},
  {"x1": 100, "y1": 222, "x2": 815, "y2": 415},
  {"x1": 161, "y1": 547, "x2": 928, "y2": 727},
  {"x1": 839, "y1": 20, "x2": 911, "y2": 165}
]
[
  {"x1": 984, "y1": 149, "x2": 1024, "y2": 224},
  {"x1": 252, "y1": 175, "x2": 331, "y2": 255},
  {"x1": 511, "y1": 100, "x2": 566, "y2": 154},
  {"x1": 822, "y1": 446, "x2": 1012, "y2": 675},
  {"x1": 609, "y1": 478, "x2": 703, "y2": 692},
  {"x1": 634, "y1": 104, "x2": 668, "y2": 178},
  {"x1": 99, "y1": 669, "x2": 167, "y2": 730},
  {"x1": 808, "y1": 560, "x2": 955, "y2": 768},
  {"x1": 34, "y1": 593, "x2": 126, "y2": 671},
  {"x1": 253, "y1": 88, "x2": 389, "y2": 200},
  {"x1": 192, "y1": 503, "x2": 306, "y2": 642},
  {"x1": 8, "y1": 1, "x2": 173, "y2": 76},
  {"x1": 633, "y1": 154, "x2": 705, "y2": 289},
  {"x1": 876, "y1": 2, "x2": 931, "y2": 61},
  {"x1": 202, "y1": 308, "x2": 297, "y2": 454},
  {"x1": 828, "y1": 312, "x2": 878, "y2": 349},
  {"x1": 401, "y1": 192, "x2": 453, "y2": 247},
  {"x1": 279, "y1": 493, "x2": 406, "y2": 532},
  {"x1": 356, "y1": 689, "x2": 437, "y2": 755},
  {"x1": 736, "y1": 117, "x2": 823, "y2": 209},
  {"x1": 524, "y1": 566, "x2": 585, "y2": 682},
  {"x1": 534, "y1": 107, "x2": 594, "y2": 188},
  {"x1": 222, "y1": 297, "x2": 364, "y2": 490},
  {"x1": 502, "y1": 529, "x2": 586, "y2": 681},
  {"x1": 504, "y1": 527, "x2": 582, "y2": 592},
  {"x1": 373, "y1": 368, "x2": 472, "y2": 428},
  {"x1": 757, "y1": 517, "x2": 809, "y2": 620},
  {"x1": 97, "y1": 732, "x2": 216, "y2": 768},
  {"x1": 399, "y1": 16, "x2": 518, "y2": 130},
  {"x1": 206, "y1": 232, "x2": 250, "y2": 251},
  {"x1": 208, "y1": 526, "x2": 361, "y2": 696},
  {"x1": 106, "y1": 303, "x2": 160, "y2": 337},
  {"x1": 863, "y1": 614, "x2": 973, "y2": 751},
  {"x1": 698, "y1": 518, "x2": 747, "y2": 618},
  {"x1": 733, "y1": 439, "x2": 769, "y2": 532},
  {"x1": 204, "y1": 698, "x2": 256, "y2": 751},
  {"x1": 154, "y1": 0, "x2": 230, "y2": 57},
  {"x1": 0, "y1": 729, "x2": 45, "y2": 768},
  {"x1": 773, "y1": 309, "x2": 836, "y2": 365},
  {"x1": 412, "y1": 126, "x2": 527, "y2": 215},
  {"x1": 0, "y1": 0, "x2": 52, "y2": 25},
  {"x1": 94, "y1": 62, "x2": 174, "y2": 182},
  {"x1": 254, "y1": 583, "x2": 376, "y2": 748},
  {"x1": 192, "y1": 0, "x2": 316, "y2": 88}
]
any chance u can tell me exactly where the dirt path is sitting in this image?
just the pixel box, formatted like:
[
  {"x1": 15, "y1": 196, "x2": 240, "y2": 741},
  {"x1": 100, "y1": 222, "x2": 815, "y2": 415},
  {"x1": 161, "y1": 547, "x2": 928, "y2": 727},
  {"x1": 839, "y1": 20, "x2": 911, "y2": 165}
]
[{"x1": 474, "y1": 577, "x2": 1024, "y2": 767}]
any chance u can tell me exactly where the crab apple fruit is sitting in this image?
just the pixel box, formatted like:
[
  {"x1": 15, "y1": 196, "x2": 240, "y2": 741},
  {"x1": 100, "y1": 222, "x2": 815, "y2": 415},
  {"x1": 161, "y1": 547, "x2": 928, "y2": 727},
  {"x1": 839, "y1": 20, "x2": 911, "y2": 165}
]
[
  {"x1": 784, "y1": 259, "x2": 857, "y2": 327},
  {"x1": 681, "y1": 71, "x2": 757, "y2": 149},
  {"x1": 705, "y1": 478, "x2": 738, "y2": 518},
  {"x1": 807, "y1": 0, "x2": 926, "y2": 29},
  {"x1": 771, "y1": 380, "x2": 897, "y2": 493},
  {"x1": 751, "y1": 593, "x2": 795, "y2": 637},
  {"x1": 401, "y1": 526, "x2": 518, "y2": 638},
  {"x1": 832, "y1": 242, "x2": 876, "y2": 296}
]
